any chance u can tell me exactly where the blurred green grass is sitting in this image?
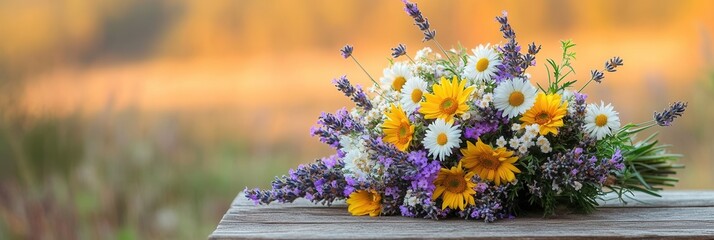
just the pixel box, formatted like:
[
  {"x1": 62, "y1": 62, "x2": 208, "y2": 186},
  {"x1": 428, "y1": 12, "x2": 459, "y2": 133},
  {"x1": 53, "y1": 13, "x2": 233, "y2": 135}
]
[{"x1": 0, "y1": 107, "x2": 305, "y2": 239}]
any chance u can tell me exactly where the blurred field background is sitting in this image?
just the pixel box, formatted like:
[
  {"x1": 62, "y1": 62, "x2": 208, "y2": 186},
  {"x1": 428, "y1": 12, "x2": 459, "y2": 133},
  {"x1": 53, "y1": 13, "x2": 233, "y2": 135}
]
[{"x1": 0, "y1": 0, "x2": 713, "y2": 239}]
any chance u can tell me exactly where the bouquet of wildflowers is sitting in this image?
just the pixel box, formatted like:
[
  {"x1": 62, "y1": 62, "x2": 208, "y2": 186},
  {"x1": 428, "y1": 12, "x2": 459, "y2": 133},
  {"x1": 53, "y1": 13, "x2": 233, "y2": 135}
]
[{"x1": 244, "y1": 1, "x2": 687, "y2": 222}]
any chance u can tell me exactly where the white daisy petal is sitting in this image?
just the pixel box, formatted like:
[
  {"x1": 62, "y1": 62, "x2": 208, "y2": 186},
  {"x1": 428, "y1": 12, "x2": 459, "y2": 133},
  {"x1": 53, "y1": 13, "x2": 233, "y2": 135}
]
[
  {"x1": 379, "y1": 62, "x2": 414, "y2": 93},
  {"x1": 493, "y1": 77, "x2": 538, "y2": 119},
  {"x1": 399, "y1": 77, "x2": 428, "y2": 113},
  {"x1": 463, "y1": 44, "x2": 502, "y2": 83},
  {"x1": 583, "y1": 101, "x2": 621, "y2": 140},
  {"x1": 423, "y1": 119, "x2": 462, "y2": 161}
]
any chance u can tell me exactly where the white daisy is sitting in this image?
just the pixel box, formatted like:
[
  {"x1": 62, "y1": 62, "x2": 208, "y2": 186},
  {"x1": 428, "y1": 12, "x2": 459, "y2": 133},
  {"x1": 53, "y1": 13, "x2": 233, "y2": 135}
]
[
  {"x1": 399, "y1": 77, "x2": 428, "y2": 113},
  {"x1": 464, "y1": 44, "x2": 502, "y2": 83},
  {"x1": 380, "y1": 62, "x2": 414, "y2": 93},
  {"x1": 584, "y1": 101, "x2": 621, "y2": 140},
  {"x1": 423, "y1": 119, "x2": 462, "y2": 161},
  {"x1": 493, "y1": 77, "x2": 538, "y2": 118}
]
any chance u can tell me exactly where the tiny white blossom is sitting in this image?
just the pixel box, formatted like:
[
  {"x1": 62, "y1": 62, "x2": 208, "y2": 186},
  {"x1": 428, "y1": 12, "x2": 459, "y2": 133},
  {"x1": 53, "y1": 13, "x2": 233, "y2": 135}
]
[
  {"x1": 518, "y1": 144, "x2": 529, "y2": 154},
  {"x1": 573, "y1": 181, "x2": 583, "y2": 191},
  {"x1": 540, "y1": 144, "x2": 552, "y2": 153},
  {"x1": 461, "y1": 111, "x2": 472, "y2": 120},
  {"x1": 496, "y1": 136, "x2": 507, "y2": 148},
  {"x1": 509, "y1": 137, "x2": 521, "y2": 149},
  {"x1": 511, "y1": 123, "x2": 522, "y2": 132},
  {"x1": 525, "y1": 123, "x2": 540, "y2": 136},
  {"x1": 536, "y1": 135, "x2": 549, "y2": 147}
]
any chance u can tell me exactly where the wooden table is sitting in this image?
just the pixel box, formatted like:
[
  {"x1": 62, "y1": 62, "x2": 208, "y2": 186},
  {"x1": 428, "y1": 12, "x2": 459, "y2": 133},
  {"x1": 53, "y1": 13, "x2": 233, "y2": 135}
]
[{"x1": 209, "y1": 191, "x2": 714, "y2": 239}]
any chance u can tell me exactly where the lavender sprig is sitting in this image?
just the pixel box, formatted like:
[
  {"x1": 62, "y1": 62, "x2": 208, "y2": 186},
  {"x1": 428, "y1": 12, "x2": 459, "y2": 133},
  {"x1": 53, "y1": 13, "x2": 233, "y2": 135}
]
[
  {"x1": 654, "y1": 102, "x2": 688, "y2": 126},
  {"x1": 580, "y1": 56, "x2": 624, "y2": 91},
  {"x1": 332, "y1": 75, "x2": 373, "y2": 110},
  {"x1": 401, "y1": 0, "x2": 455, "y2": 66},
  {"x1": 494, "y1": 11, "x2": 541, "y2": 83},
  {"x1": 340, "y1": 45, "x2": 353, "y2": 59},
  {"x1": 245, "y1": 156, "x2": 347, "y2": 206},
  {"x1": 391, "y1": 44, "x2": 407, "y2": 58},
  {"x1": 310, "y1": 108, "x2": 364, "y2": 148}
]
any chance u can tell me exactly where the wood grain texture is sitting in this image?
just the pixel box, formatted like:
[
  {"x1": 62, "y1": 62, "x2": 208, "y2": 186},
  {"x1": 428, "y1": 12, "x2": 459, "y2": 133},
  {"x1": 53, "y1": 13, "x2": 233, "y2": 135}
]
[{"x1": 209, "y1": 191, "x2": 714, "y2": 239}]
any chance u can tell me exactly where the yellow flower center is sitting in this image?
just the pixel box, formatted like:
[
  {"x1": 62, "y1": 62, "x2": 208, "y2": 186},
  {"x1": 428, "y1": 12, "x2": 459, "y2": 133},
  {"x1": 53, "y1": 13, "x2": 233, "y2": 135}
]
[
  {"x1": 445, "y1": 175, "x2": 467, "y2": 193},
  {"x1": 397, "y1": 122, "x2": 411, "y2": 144},
  {"x1": 508, "y1": 91, "x2": 525, "y2": 106},
  {"x1": 476, "y1": 58, "x2": 489, "y2": 72},
  {"x1": 436, "y1": 133, "x2": 448, "y2": 146},
  {"x1": 393, "y1": 76, "x2": 407, "y2": 91},
  {"x1": 479, "y1": 154, "x2": 501, "y2": 170},
  {"x1": 439, "y1": 97, "x2": 458, "y2": 115},
  {"x1": 410, "y1": 89, "x2": 423, "y2": 103},
  {"x1": 595, "y1": 114, "x2": 608, "y2": 127},
  {"x1": 535, "y1": 112, "x2": 551, "y2": 125}
]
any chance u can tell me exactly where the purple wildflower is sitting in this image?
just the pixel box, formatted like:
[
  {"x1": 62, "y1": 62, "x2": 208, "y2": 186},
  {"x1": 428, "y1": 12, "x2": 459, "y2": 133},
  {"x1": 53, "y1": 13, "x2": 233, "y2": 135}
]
[
  {"x1": 310, "y1": 108, "x2": 364, "y2": 148},
  {"x1": 401, "y1": 0, "x2": 436, "y2": 42},
  {"x1": 494, "y1": 11, "x2": 540, "y2": 83},
  {"x1": 340, "y1": 44, "x2": 353, "y2": 59},
  {"x1": 391, "y1": 44, "x2": 407, "y2": 58},
  {"x1": 654, "y1": 101, "x2": 687, "y2": 126},
  {"x1": 244, "y1": 156, "x2": 348, "y2": 206},
  {"x1": 332, "y1": 75, "x2": 373, "y2": 110},
  {"x1": 463, "y1": 107, "x2": 508, "y2": 140}
]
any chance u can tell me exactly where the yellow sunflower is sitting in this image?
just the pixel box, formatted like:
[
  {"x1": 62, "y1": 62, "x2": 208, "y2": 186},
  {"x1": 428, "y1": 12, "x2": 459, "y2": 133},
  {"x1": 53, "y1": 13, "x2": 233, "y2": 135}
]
[
  {"x1": 460, "y1": 138, "x2": 521, "y2": 185},
  {"x1": 382, "y1": 104, "x2": 414, "y2": 151},
  {"x1": 520, "y1": 93, "x2": 568, "y2": 135},
  {"x1": 419, "y1": 76, "x2": 475, "y2": 123},
  {"x1": 346, "y1": 190, "x2": 382, "y2": 217},
  {"x1": 432, "y1": 162, "x2": 476, "y2": 210}
]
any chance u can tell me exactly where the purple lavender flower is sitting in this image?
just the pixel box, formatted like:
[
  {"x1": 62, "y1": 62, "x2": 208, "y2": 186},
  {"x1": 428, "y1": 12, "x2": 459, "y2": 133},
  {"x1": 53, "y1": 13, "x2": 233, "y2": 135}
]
[
  {"x1": 391, "y1": 44, "x2": 407, "y2": 58},
  {"x1": 494, "y1": 11, "x2": 540, "y2": 83},
  {"x1": 459, "y1": 175, "x2": 514, "y2": 222},
  {"x1": 540, "y1": 147, "x2": 624, "y2": 192},
  {"x1": 604, "y1": 56, "x2": 624, "y2": 72},
  {"x1": 654, "y1": 101, "x2": 687, "y2": 126},
  {"x1": 310, "y1": 108, "x2": 364, "y2": 148},
  {"x1": 401, "y1": 0, "x2": 436, "y2": 42},
  {"x1": 591, "y1": 70, "x2": 605, "y2": 83},
  {"x1": 244, "y1": 156, "x2": 347, "y2": 206},
  {"x1": 463, "y1": 107, "x2": 508, "y2": 140},
  {"x1": 340, "y1": 44, "x2": 353, "y2": 59},
  {"x1": 332, "y1": 75, "x2": 373, "y2": 110}
]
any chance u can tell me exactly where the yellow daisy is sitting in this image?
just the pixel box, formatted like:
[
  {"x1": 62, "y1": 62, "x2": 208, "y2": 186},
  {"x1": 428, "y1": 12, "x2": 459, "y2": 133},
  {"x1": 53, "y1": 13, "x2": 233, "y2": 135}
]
[
  {"x1": 346, "y1": 190, "x2": 382, "y2": 217},
  {"x1": 419, "y1": 76, "x2": 475, "y2": 123},
  {"x1": 460, "y1": 139, "x2": 521, "y2": 185},
  {"x1": 432, "y1": 162, "x2": 476, "y2": 210},
  {"x1": 382, "y1": 104, "x2": 415, "y2": 151},
  {"x1": 520, "y1": 93, "x2": 568, "y2": 135}
]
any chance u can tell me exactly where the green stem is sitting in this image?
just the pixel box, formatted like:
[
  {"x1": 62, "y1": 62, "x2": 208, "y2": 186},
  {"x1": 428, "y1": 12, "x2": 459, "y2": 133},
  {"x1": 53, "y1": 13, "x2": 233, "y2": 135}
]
[
  {"x1": 578, "y1": 78, "x2": 594, "y2": 92},
  {"x1": 405, "y1": 54, "x2": 416, "y2": 65},
  {"x1": 433, "y1": 39, "x2": 457, "y2": 68},
  {"x1": 350, "y1": 56, "x2": 394, "y2": 103}
]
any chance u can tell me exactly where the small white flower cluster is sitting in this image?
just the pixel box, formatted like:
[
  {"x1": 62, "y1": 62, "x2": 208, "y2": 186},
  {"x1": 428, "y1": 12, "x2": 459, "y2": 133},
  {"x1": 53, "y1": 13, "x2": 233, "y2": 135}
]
[
  {"x1": 364, "y1": 95, "x2": 391, "y2": 126},
  {"x1": 402, "y1": 189, "x2": 419, "y2": 207},
  {"x1": 506, "y1": 123, "x2": 551, "y2": 154},
  {"x1": 339, "y1": 135, "x2": 375, "y2": 180}
]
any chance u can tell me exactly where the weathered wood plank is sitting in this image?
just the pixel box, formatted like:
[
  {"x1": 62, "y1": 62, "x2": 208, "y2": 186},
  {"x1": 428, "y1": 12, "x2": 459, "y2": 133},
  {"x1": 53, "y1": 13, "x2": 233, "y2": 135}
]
[{"x1": 209, "y1": 191, "x2": 714, "y2": 239}]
